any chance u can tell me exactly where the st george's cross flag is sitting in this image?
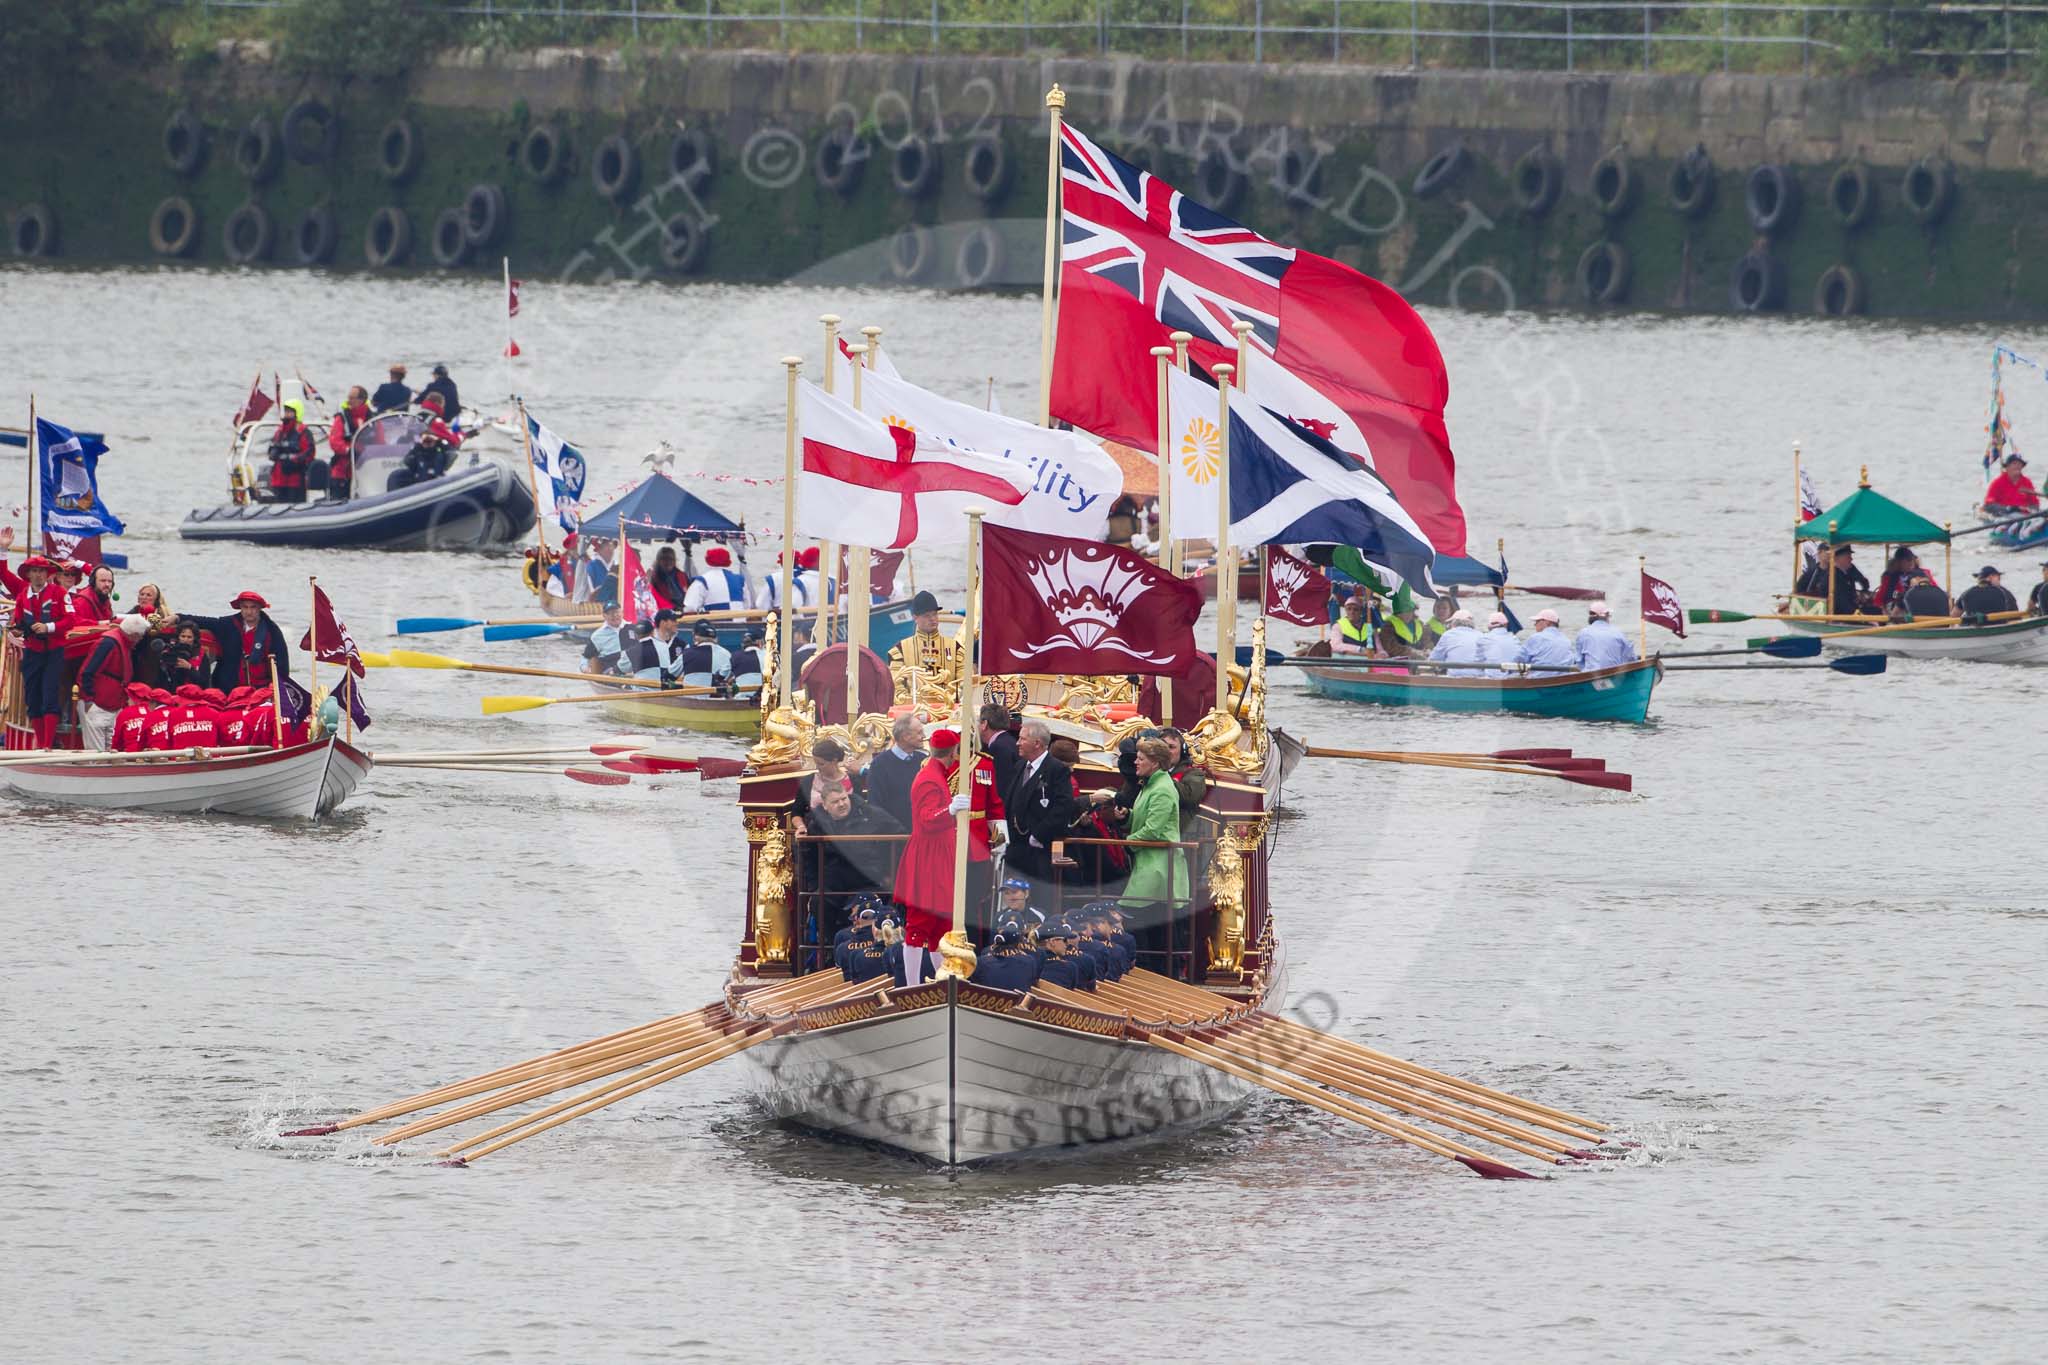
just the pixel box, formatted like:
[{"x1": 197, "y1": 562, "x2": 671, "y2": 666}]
[
  {"x1": 1049, "y1": 121, "x2": 1467, "y2": 554},
  {"x1": 1262, "y1": 546, "x2": 1331, "y2": 627},
  {"x1": 1641, "y1": 568, "x2": 1686, "y2": 638},
  {"x1": 981, "y1": 524, "x2": 1204, "y2": 677},
  {"x1": 794, "y1": 381, "x2": 1030, "y2": 549}
]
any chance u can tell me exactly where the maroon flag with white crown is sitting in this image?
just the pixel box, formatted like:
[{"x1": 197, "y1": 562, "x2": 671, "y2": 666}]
[
  {"x1": 981, "y1": 524, "x2": 1202, "y2": 676},
  {"x1": 1641, "y1": 568, "x2": 1685, "y2": 638},
  {"x1": 299, "y1": 584, "x2": 366, "y2": 676},
  {"x1": 1262, "y1": 546, "x2": 1331, "y2": 626}
]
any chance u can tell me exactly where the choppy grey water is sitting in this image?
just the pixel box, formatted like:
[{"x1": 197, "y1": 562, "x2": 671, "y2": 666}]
[{"x1": 2, "y1": 263, "x2": 2044, "y2": 1364}]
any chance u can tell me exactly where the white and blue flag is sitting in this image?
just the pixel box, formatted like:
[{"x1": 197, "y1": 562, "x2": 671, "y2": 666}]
[
  {"x1": 37, "y1": 418, "x2": 125, "y2": 539},
  {"x1": 1165, "y1": 367, "x2": 1434, "y2": 592},
  {"x1": 524, "y1": 410, "x2": 589, "y2": 535}
]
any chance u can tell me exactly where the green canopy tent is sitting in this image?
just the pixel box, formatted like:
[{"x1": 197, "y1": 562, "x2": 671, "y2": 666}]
[{"x1": 1790, "y1": 469, "x2": 1953, "y2": 609}]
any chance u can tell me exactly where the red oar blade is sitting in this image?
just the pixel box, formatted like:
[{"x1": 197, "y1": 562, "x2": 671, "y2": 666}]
[
  {"x1": 1558, "y1": 769, "x2": 1633, "y2": 793},
  {"x1": 1522, "y1": 757, "x2": 1606, "y2": 773},
  {"x1": 1515, "y1": 584, "x2": 1604, "y2": 602},
  {"x1": 1489, "y1": 748, "x2": 1573, "y2": 761},
  {"x1": 639, "y1": 756, "x2": 699, "y2": 774},
  {"x1": 1457, "y1": 1155, "x2": 1541, "y2": 1180},
  {"x1": 565, "y1": 766, "x2": 631, "y2": 786},
  {"x1": 601, "y1": 756, "x2": 661, "y2": 774},
  {"x1": 282, "y1": 1123, "x2": 339, "y2": 1137},
  {"x1": 697, "y1": 757, "x2": 747, "y2": 781},
  {"x1": 588, "y1": 736, "x2": 654, "y2": 756}
]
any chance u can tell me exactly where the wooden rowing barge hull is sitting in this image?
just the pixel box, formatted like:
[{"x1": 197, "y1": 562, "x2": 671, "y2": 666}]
[
  {"x1": 1787, "y1": 615, "x2": 2048, "y2": 664},
  {"x1": 0, "y1": 738, "x2": 372, "y2": 819},
  {"x1": 1298, "y1": 657, "x2": 1661, "y2": 724},
  {"x1": 596, "y1": 688, "x2": 762, "y2": 734},
  {"x1": 736, "y1": 977, "x2": 1262, "y2": 1165}
]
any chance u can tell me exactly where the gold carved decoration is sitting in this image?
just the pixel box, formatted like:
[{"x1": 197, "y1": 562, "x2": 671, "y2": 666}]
[
  {"x1": 747, "y1": 611, "x2": 817, "y2": 769},
  {"x1": 746, "y1": 812, "x2": 794, "y2": 967},
  {"x1": 1190, "y1": 617, "x2": 1269, "y2": 776},
  {"x1": 935, "y1": 928, "x2": 979, "y2": 981},
  {"x1": 1205, "y1": 821, "x2": 1251, "y2": 980}
]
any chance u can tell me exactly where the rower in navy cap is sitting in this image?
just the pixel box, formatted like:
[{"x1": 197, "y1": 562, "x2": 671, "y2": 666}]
[
  {"x1": 728, "y1": 624, "x2": 766, "y2": 694},
  {"x1": 843, "y1": 909, "x2": 892, "y2": 983},
  {"x1": 970, "y1": 917, "x2": 1043, "y2": 992},
  {"x1": 880, "y1": 914, "x2": 932, "y2": 988},
  {"x1": 679, "y1": 617, "x2": 731, "y2": 689},
  {"x1": 1035, "y1": 922, "x2": 1097, "y2": 991},
  {"x1": 997, "y1": 877, "x2": 1045, "y2": 936},
  {"x1": 833, "y1": 896, "x2": 881, "y2": 974}
]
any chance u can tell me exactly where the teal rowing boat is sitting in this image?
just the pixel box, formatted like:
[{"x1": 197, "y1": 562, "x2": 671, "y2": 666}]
[{"x1": 1298, "y1": 658, "x2": 1662, "y2": 724}]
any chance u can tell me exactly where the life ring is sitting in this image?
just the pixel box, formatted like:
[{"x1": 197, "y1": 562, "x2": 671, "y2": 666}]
[
  {"x1": 521, "y1": 124, "x2": 569, "y2": 185},
  {"x1": 1412, "y1": 142, "x2": 1470, "y2": 200},
  {"x1": 222, "y1": 202, "x2": 275, "y2": 265},
  {"x1": 234, "y1": 116, "x2": 282, "y2": 185},
  {"x1": 149, "y1": 197, "x2": 200, "y2": 258},
  {"x1": 1667, "y1": 148, "x2": 1716, "y2": 218},
  {"x1": 815, "y1": 127, "x2": 868, "y2": 195},
  {"x1": 660, "y1": 214, "x2": 710, "y2": 273},
  {"x1": 1901, "y1": 156, "x2": 1954, "y2": 225},
  {"x1": 1512, "y1": 147, "x2": 1561, "y2": 217},
  {"x1": 293, "y1": 206, "x2": 337, "y2": 265},
  {"x1": 1589, "y1": 149, "x2": 1634, "y2": 217},
  {"x1": 163, "y1": 109, "x2": 207, "y2": 176},
  {"x1": 431, "y1": 208, "x2": 470, "y2": 268},
  {"x1": 462, "y1": 182, "x2": 505, "y2": 247},
  {"x1": 363, "y1": 206, "x2": 412, "y2": 268},
  {"x1": 962, "y1": 135, "x2": 1011, "y2": 202},
  {"x1": 377, "y1": 118, "x2": 422, "y2": 183},
  {"x1": 668, "y1": 128, "x2": 716, "y2": 188},
  {"x1": 1194, "y1": 148, "x2": 1246, "y2": 215},
  {"x1": 891, "y1": 135, "x2": 939, "y2": 198},
  {"x1": 1744, "y1": 164, "x2": 1800, "y2": 234},
  {"x1": 10, "y1": 203, "x2": 56, "y2": 258},
  {"x1": 888, "y1": 224, "x2": 935, "y2": 283},
  {"x1": 522, "y1": 553, "x2": 548, "y2": 593},
  {"x1": 1828, "y1": 162, "x2": 1874, "y2": 229},
  {"x1": 954, "y1": 223, "x2": 1005, "y2": 290},
  {"x1": 1730, "y1": 249, "x2": 1786, "y2": 312},
  {"x1": 1813, "y1": 264, "x2": 1865, "y2": 317},
  {"x1": 592, "y1": 134, "x2": 640, "y2": 202},
  {"x1": 1575, "y1": 241, "x2": 1631, "y2": 306},
  {"x1": 281, "y1": 98, "x2": 339, "y2": 164}
]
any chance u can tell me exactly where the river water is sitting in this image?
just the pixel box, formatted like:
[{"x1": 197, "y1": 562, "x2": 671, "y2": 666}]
[{"x1": 2, "y1": 263, "x2": 2044, "y2": 1363}]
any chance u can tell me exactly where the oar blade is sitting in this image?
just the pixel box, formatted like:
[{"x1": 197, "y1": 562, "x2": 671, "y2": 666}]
[
  {"x1": 565, "y1": 766, "x2": 631, "y2": 786},
  {"x1": 394, "y1": 617, "x2": 482, "y2": 635},
  {"x1": 1489, "y1": 748, "x2": 1573, "y2": 761},
  {"x1": 1743, "y1": 635, "x2": 1823, "y2": 658},
  {"x1": 480, "y1": 695, "x2": 554, "y2": 716},
  {"x1": 697, "y1": 756, "x2": 747, "y2": 780},
  {"x1": 482, "y1": 624, "x2": 572, "y2": 642},
  {"x1": 1525, "y1": 757, "x2": 1606, "y2": 773},
  {"x1": 1560, "y1": 769, "x2": 1633, "y2": 793},
  {"x1": 1514, "y1": 584, "x2": 1603, "y2": 602},
  {"x1": 359, "y1": 651, "x2": 393, "y2": 669},
  {"x1": 1829, "y1": 652, "x2": 1888, "y2": 676},
  {"x1": 388, "y1": 648, "x2": 466, "y2": 670},
  {"x1": 1687, "y1": 608, "x2": 1753, "y2": 624}
]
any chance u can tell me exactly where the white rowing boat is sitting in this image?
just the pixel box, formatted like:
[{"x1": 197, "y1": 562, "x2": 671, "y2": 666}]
[
  {"x1": 1786, "y1": 614, "x2": 2048, "y2": 665},
  {"x1": 0, "y1": 738, "x2": 372, "y2": 819}
]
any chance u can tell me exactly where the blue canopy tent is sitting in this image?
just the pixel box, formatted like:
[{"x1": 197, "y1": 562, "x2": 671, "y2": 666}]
[{"x1": 576, "y1": 474, "x2": 744, "y2": 543}]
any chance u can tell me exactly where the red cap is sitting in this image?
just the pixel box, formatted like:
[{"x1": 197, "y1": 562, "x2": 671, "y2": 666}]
[
  {"x1": 66, "y1": 559, "x2": 89, "y2": 573},
  {"x1": 225, "y1": 686, "x2": 251, "y2": 705},
  {"x1": 201, "y1": 688, "x2": 228, "y2": 705},
  {"x1": 19, "y1": 554, "x2": 54, "y2": 572},
  {"x1": 418, "y1": 392, "x2": 445, "y2": 414},
  {"x1": 930, "y1": 727, "x2": 961, "y2": 749},
  {"x1": 704, "y1": 546, "x2": 732, "y2": 567},
  {"x1": 175, "y1": 684, "x2": 203, "y2": 700},
  {"x1": 229, "y1": 590, "x2": 269, "y2": 609},
  {"x1": 247, "y1": 687, "x2": 274, "y2": 704},
  {"x1": 798, "y1": 546, "x2": 820, "y2": 570},
  {"x1": 125, "y1": 682, "x2": 153, "y2": 700},
  {"x1": 149, "y1": 688, "x2": 176, "y2": 705}
]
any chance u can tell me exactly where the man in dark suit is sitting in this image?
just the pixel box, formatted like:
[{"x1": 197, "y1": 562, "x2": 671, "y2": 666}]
[
  {"x1": 1003, "y1": 717, "x2": 1076, "y2": 892},
  {"x1": 862, "y1": 710, "x2": 926, "y2": 829},
  {"x1": 979, "y1": 701, "x2": 1019, "y2": 803}
]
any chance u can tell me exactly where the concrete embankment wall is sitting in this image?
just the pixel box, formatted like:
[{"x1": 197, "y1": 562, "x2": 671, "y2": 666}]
[{"x1": 5, "y1": 47, "x2": 2048, "y2": 319}]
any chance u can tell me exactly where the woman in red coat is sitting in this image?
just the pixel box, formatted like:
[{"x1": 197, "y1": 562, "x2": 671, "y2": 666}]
[{"x1": 892, "y1": 728, "x2": 971, "y2": 982}]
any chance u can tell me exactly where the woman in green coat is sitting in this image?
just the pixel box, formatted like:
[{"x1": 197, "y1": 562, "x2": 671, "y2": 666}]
[{"x1": 1120, "y1": 736, "x2": 1189, "y2": 912}]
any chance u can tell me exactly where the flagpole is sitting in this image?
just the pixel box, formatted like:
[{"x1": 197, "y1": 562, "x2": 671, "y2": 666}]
[
  {"x1": 1791, "y1": 439, "x2": 1802, "y2": 591},
  {"x1": 845, "y1": 341, "x2": 872, "y2": 714},
  {"x1": 1151, "y1": 345, "x2": 1176, "y2": 722},
  {"x1": 1637, "y1": 556, "x2": 1647, "y2": 659},
  {"x1": 515, "y1": 397, "x2": 549, "y2": 561},
  {"x1": 308, "y1": 574, "x2": 320, "y2": 728},
  {"x1": 777, "y1": 356, "x2": 803, "y2": 708},
  {"x1": 818, "y1": 315, "x2": 842, "y2": 649},
  {"x1": 1168, "y1": 330, "x2": 1191, "y2": 581},
  {"x1": 269, "y1": 657, "x2": 283, "y2": 750},
  {"x1": 1036, "y1": 84, "x2": 1067, "y2": 428},
  {"x1": 502, "y1": 256, "x2": 514, "y2": 405},
  {"x1": 1233, "y1": 321, "x2": 1257, "y2": 652},
  {"x1": 1212, "y1": 362, "x2": 1235, "y2": 711},
  {"x1": 26, "y1": 393, "x2": 36, "y2": 553},
  {"x1": 944, "y1": 506, "x2": 987, "y2": 978}
]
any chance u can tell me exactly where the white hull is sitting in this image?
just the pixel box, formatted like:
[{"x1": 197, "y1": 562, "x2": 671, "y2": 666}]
[
  {"x1": 0, "y1": 739, "x2": 371, "y2": 819},
  {"x1": 1790, "y1": 616, "x2": 2048, "y2": 664},
  {"x1": 738, "y1": 980, "x2": 1259, "y2": 1165}
]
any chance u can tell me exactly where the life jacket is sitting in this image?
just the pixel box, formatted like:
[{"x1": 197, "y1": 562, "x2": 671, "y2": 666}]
[
  {"x1": 269, "y1": 421, "x2": 313, "y2": 486},
  {"x1": 231, "y1": 619, "x2": 277, "y2": 689},
  {"x1": 82, "y1": 631, "x2": 135, "y2": 711},
  {"x1": 1387, "y1": 615, "x2": 1425, "y2": 647},
  {"x1": 728, "y1": 647, "x2": 763, "y2": 682},
  {"x1": 114, "y1": 704, "x2": 151, "y2": 751},
  {"x1": 328, "y1": 405, "x2": 370, "y2": 474},
  {"x1": 1336, "y1": 617, "x2": 1371, "y2": 648}
]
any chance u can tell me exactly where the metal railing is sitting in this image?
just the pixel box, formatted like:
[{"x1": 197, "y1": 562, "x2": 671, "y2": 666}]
[{"x1": 175, "y1": 1, "x2": 2048, "y2": 77}]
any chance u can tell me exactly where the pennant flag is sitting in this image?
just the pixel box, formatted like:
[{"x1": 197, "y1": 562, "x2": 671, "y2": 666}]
[
  {"x1": 858, "y1": 368, "x2": 1123, "y2": 541},
  {"x1": 795, "y1": 381, "x2": 1030, "y2": 550},
  {"x1": 232, "y1": 371, "x2": 273, "y2": 428},
  {"x1": 831, "y1": 335, "x2": 903, "y2": 395},
  {"x1": 1262, "y1": 546, "x2": 1330, "y2": 626},
  {"x1": 277, "y1": 674, "x2": 313, "y2": 726},
  {"x1": 1163, "y1": 368, "x2": 1434, "y2": 591},
  {"x1": 298, "y1": 584, "x2": 366, "y2": 677},
  {"x1": 1641, "y1": 568, "x2": 1686, "y2": 638},
  {"x1": 619, "y1": 537, "x2": 653, "y2": 623},
  {"x1": 524, "y1": 409, "x2": 590, "y2": 534},
  {"x1": 1049, "y1": 121, "x2": 1467, "y2": 553},
  {"x1": 330, "y1": 672, "x2": 373, "y2": 732},
  {"x1": 1799, "y1": 466, "x2": 1824, "y2": 569},
  {"x1": 295, "y1": 368, "x2": 324, "y2": 406},
  {"x1": 37, "y1": 418, "x2": 124, "y2": 539},
  {"x1": 981, "y1": 524, "x2": 1203, "y2": 676}
]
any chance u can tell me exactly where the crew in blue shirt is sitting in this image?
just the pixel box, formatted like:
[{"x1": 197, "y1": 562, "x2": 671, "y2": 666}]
[
  {"x1": 1575, "y1": 601, "x2": 1639, "y2": 670},
  {"x1": 1515, "y1": 609, "x2": 1581, "y2": 671},
  {"x1": 1475, "y1": 610, "x2": 1521, "y2": 676},
  {"x1": 1427, "y1": 608, "x2": 1487, "y2": 675}
]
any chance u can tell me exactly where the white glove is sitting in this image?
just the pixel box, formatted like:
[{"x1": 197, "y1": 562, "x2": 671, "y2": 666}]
[{"x1": 947, "y1": 793, "x2": 971, "y2": 815}]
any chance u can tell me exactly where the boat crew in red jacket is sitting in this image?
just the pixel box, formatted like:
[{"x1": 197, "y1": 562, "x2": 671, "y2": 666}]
[
  {"x1": 113, "y1": 683, "x2": 154, "y2": 752},
  {"x1": 62, "y1": 563, "x2": 117, "y2": 662},
  {"x1": 1985, "y1": 453, "x2": 2041, "y2": 513},
  {"x1": 327, "y1": 386, "x2": 372, "y2": 501},
  {"x1": 268, "y1": 401, "x2": 316, "y2": 503},
  {"x1": 1, "y1": 539, "x2": 71, "y2": 748}
]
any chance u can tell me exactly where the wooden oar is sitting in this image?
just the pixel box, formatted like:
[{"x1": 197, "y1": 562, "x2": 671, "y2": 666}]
[
  {"x1": 395, "y1": 613, "x2": 599, "y2": 635},
  {"x1": 1688, "y1": 608, "x2": 1881, "y2": 625},
  {"x1": 1501, "y1": 583, "x2": 1604, "y2": 601},
  {"x1": 1662, "y1": 655, "x2": 1886, "y2": 676},
  {"x1": 359, "y1": 651, "x2": 392, "y2": 668},
  {"x1": 386, "y1": 648, "x2": 669, "y2": 689},
  {"x1": 1270, "y1": 656, "x2": 1585, "y2": 675},
  {"x1": 481, "y1": 685, "x2": 731, "y2": 715},
  {"x1": 1748, "y1": 607, "x2": 2032, "y2": 647},
  {"x1": 1950, "y1": 507, "x2": 2046, "y2": 538},
  {"x1": 1305, "y1": 745, "x2": 1632, "y2": 792},
  {"x1": 379, "y1": 763, "x2": 632, "y2": 785}
]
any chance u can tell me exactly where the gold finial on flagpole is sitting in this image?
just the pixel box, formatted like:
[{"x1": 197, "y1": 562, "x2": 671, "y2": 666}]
[
  {"x1": 1232, "y1": 319, "x2": 1253, "y2": 388},
  {"x1": 1171, "y1": 329, "x2": 1192, "y2": 373}
]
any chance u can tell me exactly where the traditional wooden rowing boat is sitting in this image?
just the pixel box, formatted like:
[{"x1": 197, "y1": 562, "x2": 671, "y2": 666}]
[
  {"x1": 1783, "y1": 613, "x2": 2048, "y2": 664},
  {"x1": 593, "y1": 678, "x2": 761, "y2": 734},
  {"x1": 1297, "y1": 657, "x2": 1661, "y2": 724},
  {"x1": 0, "y1": 738, "x2": 371, "y2": 818}
]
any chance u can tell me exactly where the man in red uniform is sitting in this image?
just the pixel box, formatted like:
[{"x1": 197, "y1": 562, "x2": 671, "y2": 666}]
[
  {"x1": 327, "y1": 385, "x2": 372, "y2": 501},
  {"x1": 1, "y1": 540, "x2": 70, "y2": 748},
  {"x1": 185, "y1": 591, "x2": 291, "y2": 694},
  {"x1": 75, "y1": 615, "x2": 149, "y2": 749},
  {"x1": 891, "y1": 727, "x2": 1007, "y2": 980},
  {"x1": 268, "y1": 401, "x2": 315, "y2": 503},
  {"x1": 1985, "y1": 453, "x2": 2041, "y2": 513}
]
